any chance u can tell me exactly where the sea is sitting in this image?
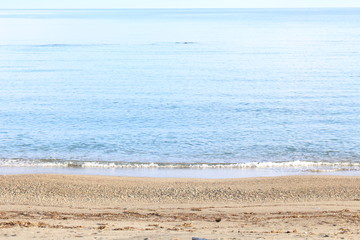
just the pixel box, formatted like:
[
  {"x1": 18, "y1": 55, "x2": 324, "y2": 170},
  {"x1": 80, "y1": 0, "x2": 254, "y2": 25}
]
[{"x1": 1, "y1": 8, "x2": 360, "y2": 178}]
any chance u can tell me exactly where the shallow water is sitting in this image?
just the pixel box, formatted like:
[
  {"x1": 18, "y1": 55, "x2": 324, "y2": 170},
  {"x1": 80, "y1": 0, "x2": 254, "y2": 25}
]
[{"x1": 1, "y1": 9, "x2": 360, "y2": 177}]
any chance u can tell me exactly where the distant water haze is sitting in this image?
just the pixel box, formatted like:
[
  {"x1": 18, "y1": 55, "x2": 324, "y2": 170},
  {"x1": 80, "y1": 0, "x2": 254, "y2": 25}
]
[{"x1": 0, "y1": 9, "x2": 360, "y2": 177}]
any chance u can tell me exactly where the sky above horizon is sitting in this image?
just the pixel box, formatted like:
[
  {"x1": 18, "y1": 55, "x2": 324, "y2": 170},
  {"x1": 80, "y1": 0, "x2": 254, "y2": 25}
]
[{"x1": 1, "y1": 0, "x2": 360, "y2": 9}]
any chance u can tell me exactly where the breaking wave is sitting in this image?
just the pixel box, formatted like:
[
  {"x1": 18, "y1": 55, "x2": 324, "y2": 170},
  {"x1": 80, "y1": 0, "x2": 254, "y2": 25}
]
[{"x1": 1, "y1": 158, "x2": 360, "y2": 170}]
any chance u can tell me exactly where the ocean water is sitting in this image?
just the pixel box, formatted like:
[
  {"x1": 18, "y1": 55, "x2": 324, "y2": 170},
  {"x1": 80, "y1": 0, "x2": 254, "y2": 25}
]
[{"x1": 1, "y1": 8, "x2": 360, "y2": 177}]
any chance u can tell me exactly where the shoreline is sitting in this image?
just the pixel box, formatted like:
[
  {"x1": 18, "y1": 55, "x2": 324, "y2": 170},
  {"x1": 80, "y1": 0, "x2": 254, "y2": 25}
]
[
  {"x1": 2, "y1": 174, "x2": 360, "y2": 203},
  {"x1": 1, "y1": 165, "x2": 360, "y2": 179},
  {"x1": 1, "y1": 174, "x2": 360, "y2": 239}
]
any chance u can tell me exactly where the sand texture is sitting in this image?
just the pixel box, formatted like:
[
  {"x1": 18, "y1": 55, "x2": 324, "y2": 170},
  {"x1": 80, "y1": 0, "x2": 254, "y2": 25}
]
[{"x1": 1, "y1": 174, "x2": 360, "y2": 239}]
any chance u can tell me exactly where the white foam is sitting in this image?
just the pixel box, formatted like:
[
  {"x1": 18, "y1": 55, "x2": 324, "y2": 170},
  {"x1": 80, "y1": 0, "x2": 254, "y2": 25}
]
[{"x1": 1, "y1": 158, "x2": 360, "y2": 170}]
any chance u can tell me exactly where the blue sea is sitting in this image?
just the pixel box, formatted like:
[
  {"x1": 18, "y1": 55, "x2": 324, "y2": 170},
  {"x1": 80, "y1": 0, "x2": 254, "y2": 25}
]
[{"x1": 1, "y1": 8, "x2": 360, "y2": 178}]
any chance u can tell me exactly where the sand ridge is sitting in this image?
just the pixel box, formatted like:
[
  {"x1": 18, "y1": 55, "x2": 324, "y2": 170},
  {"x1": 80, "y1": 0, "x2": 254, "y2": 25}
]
[{"x1": 1, "y1": 174, "x2": 360, "y2": 205}]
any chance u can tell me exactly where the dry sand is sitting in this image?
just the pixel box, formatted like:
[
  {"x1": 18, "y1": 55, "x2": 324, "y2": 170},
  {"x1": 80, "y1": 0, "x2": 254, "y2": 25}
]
[{"x1": 1, "y1": 174, "x2": 360, "y2": 239}]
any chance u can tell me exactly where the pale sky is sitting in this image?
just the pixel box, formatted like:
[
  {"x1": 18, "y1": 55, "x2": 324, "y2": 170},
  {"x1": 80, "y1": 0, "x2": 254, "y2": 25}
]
[{"x1": 1, "y1": 0, "x2": 360, "y2": 9}]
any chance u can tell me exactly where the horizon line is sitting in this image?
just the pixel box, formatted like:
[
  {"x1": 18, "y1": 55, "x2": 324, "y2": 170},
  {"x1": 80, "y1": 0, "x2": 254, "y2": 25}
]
[{"x1": 1, "y1": 7, "x2": 360, "y2": 10}]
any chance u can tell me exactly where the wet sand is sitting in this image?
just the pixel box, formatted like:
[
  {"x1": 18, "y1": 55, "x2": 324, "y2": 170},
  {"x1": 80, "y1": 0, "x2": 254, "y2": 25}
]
[{"x1": 1, "y1": 174, "x2": 360, "y2": 239}]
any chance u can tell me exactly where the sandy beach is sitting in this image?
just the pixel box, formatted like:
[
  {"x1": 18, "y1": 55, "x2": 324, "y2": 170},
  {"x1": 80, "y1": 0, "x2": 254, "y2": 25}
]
[{"x1": 1, "y1": 174, "x2": 360, "y2": 239}]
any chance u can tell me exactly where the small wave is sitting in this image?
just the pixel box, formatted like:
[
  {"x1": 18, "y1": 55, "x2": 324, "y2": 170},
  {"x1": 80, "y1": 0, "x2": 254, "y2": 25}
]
[
  {"x1": 1, "y1": 158, "x2": 360, "y2": 170},
  {"x1": 175, "y1": 42, "x2": 197, "y2": 44},
  {"x1": 151, "y1": 42, "x2": 198, "y2": 46},
  {"x1": 305, "y1": 168, "x2": 358, "y2": 173},
  {"x1": 0, "y1": 44, "x2": 116, "y2": 48},
  {"x1": 33, "y1": 44, "x2": 114, "y2": 48},
  {"x1": 6, "y1": 69, "x2": 76, "y2": 73}
]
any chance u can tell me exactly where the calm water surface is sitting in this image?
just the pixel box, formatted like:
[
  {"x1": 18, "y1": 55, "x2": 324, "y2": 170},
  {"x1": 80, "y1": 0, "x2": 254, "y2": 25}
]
[{"x1": 0, "y1": 9, "x2": 360, "y2": 177}]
